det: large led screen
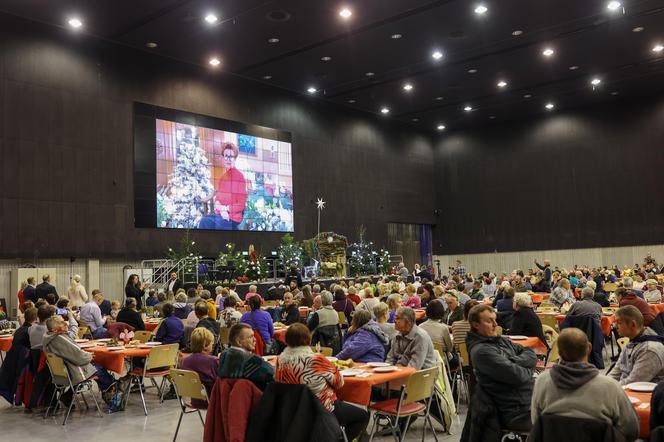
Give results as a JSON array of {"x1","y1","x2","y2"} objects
[{"x1": 155, "y1": 119, "x2": 294, "y2": 232}]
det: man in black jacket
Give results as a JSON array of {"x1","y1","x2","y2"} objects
[
  {"x1": 35, "y1": 274, "x2": 58, "y2": 303},
  {"x1": 467, "y1": 304, "x2": 536, "y2": 431},
  {"x1": 534, "y1": 259, "x2": 552, "y2": 292},
  {"x1": 165, "y1": 271, "x2": 183, "y2": 294}
]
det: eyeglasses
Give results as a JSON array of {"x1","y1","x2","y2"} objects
[{"x1": 223, "y1": 155, "x2": 236, "y2": 160}]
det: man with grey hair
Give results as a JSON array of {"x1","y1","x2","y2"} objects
[
  {"x1": 534, "y1": 258, "x2": 552, "y2": 292},
  {"x1": 566, "y1": 286, "x2": 602, "y2": 322},
  {"x1": 622, "y1": 277, "x2": 644, "y2": 299},
  {"x1": 307, "y1": 291, "x2": 339, "y2": 331},
  {"x1": 509, "y1": 293, "x2": 548, "y2": 347},
  {"x1": 387, "y1": 307, "x2": 437, "y2": 369}
]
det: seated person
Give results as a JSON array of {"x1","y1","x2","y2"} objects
[
  {"x1": 386, "y1": 307, "x2": 437, "y2": 369},
  {"x1": 331, "y1": 288, "x2": 354, "y2": 320},
  {"x1": 609, "y1": 305, "x2": 664, "y2": 385},
  {"x1": 244, "y1": 285, "x2": 264, "y2": 304},
  {"x1": 566, "y1": 287, "x2": 602, "y2": 322},
  {"x1": 276, "y1": 323, "x2": 369, "y2": 442},
  {"x1": 467, "y1": 304, "x2": 536, "y2": 431},
  {"x1": 92, "y1": 290, "x2": 112, "y2": 316},
  {"x1": 451, "y1": 300, "x2": 479, "y2": 350},
  {"x1": 240, "y1": 295, "x2": 274, "y2": 350},
  {"x1": 218, "y1": 295, "x2": 242, "y2": 328},
  {"x1": 200, "y1": 290, "x2": 217, "y2": 322},
  {"x1": 373, "y1": 302, "x2": 397, "y2": 341},
  {"x1": 531, "y1": 328, "x2": 639, "y2": 440},
  {"x1": 151, "y1": 292, "x2": 167, "y2": 316},
  {"x1": 110, "y1": 300, "x2": 121, "y2": 320},
  {"x1": 194, "y1": 301, "x2": 221, "y2": 352},
  {"x1": 616, "y1": 287, "x2": 655, "y2": 326},
  {"x1": 217, "y1": 323, "x2": 274, "y2": 390},
  {"x1": 307, "y1": 291, "x2": 339, "y2": 332},
  {"x1": 469, "y1": 280, "x2": 485, "y2": 301},
  {"x1": 419, "y1": 299, "x2": 453, "y2": 353},
  {"x1": 275, "y1": 292, "x2": 300, "y2": 325},
  {"x1": 509, "y1": 293, "x2": 547, "y2": 347},
  {"x1": 116, "y1": 297, "x2": 145, "y2": 331},
  {"x1": 356, "y1": 288, "x2": 380, "y2": 315},
  {"x1": 181, "y1": 328, "x2": 219, "y2": 407},
  {"x1": 386, "y1": 293, "x2": 401, "y2": 323},
  {"x1": 336, "y1": 310, "x2": 388, "y2": 363},
  {"x1": 586, "y1": 280, "x2": 610, "y2": 307},
  {"x1": 79, "y1": 292, "x2": 108, "y2": 339},
  {"x1": 155, "y1": 303, "x2": 185, "y2": 346},
  {"x1": 42, "y1": 315, "x2": 114, "y2": 397},
  {"x1": 145, "y1": 290, "x2": 159, "y2": 307},
  {"x1": 443, "y1": 293, "x2": 464, "y2": 326},
  {"x1": 346, "y1": 286, "x2": 361, "y2": 306},
  {"x1": 30, "y1": 304, "x2": 78, "y2": 349},
  {"x1": 496, "y1": 287, "x2": 515, "y2": 312},
  {"x1": 643, "y1": 279, "x2": 662, "y2": 303},
  {"x1": 403, "y1": 284, "x2": 421, "y2": 309},
  {"x1": 11, "y1": 307, "x2": 38, "y2": 349},
  {"x1": 550, "y1": 279, "x2": 575, "y2": 309},
  {"x1": 173, "y1": 292, "x2": 192, "y2": 320}
]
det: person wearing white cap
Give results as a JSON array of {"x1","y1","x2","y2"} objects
[{"x1": 643, "y1": 279, "x2": 662, "y2": 303}]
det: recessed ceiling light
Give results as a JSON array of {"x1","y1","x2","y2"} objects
[
  {"x1": 489, "y1": 116, "x2": 496, "y2": 119},
  {"x1": 437, "y1": 124, "x2": 446, "y2": 131},
  {"x1": 321, "y1": 56, "x2": 332, "y2": 61},
  {"x1": 632, "y1": 26, "x2": 644, "y2": 33},
  {"x1": 653, "y1": 44, "x2": 664, "y2": 53},
  {"x1": 146, "y1": 42, "x2": 158, "y2": 48},
  {"x1": 591, "y1": 77, "x2": 602, "y2": 86},
  {"x1": 380, "y1": 107, "x2": 390, "y2": 114},
  {"x1": 67, "y1": 17, "x2": 83, "y2": 29},
  {"x1": 208, "y1": 57, "x2": 221, "y2": 66},
  {"x1": 545, "y1": 102, "x2": 555, "y2": 110},
  {"x1": 307, "y1": 86, "x2": 317, "y2": 94},
  {"x1": 542, "y1": 48, "x2": 555, "y2": 57},
  {"x1": 569, "y1": 65, "x2": 579, "y2": 70},
  {"x1": 497, "y1": 80, "x2": 508, "y2": 88},
  {"x1": 268, "y1": 37, "x2": 280, "y2": 43},
  {"x1": 512, "y1": 30, "x2": 523, "y2": 36},
  {"x1": 412, "y1": 118, "x2": 419, "y2": 122},
  {"x1": 431, "y1": 50, "x2": 444, "y2": 60},
  {"x1": 391, "y1": 33, "x2": 402, "y2": 39},
  {"x1": 365, "y1": 72, "x2": 375, "y2": 77},
  {"x1": 474, "y1": 4, "x2": 488, "y2": 14},
  {"x1": 468, "y1": 68, "x2": 478, "y2": 74},
  {"x1": 523, "y1": 94, "x2": 532, "y2": 98},
  {"x1": 204, "y1": 13, "x2": 218, "y2": 24},
  {"x1": 348, "y1": 99, "x2": 356, "y2": 103},
  {"x1": 403, "y1": 83, "x2": 413, "y2": 91},
  {"x1": 262, "y1": 75, "x2": 272, "y2": 80},
  {"x1": 464, "y1": 105, "x2": 473, "y2": 112},
  {"x1": 339, "y1": 8, "x2": 352, "y2": 18},
  {"x1": 607, "y1": 1, "x2": 621, "y2": 11},
  {"x1": 435, "y1": 96, "x2": 444, "y2": 101},
  {"x1": 610, "y1": 91, "x2": 619, "y2": 96}
]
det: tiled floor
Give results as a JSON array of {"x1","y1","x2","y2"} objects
[{"x1": 0, "y1": 386, "x2": 465, "y2": 442}]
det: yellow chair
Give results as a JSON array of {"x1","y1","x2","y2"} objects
[
  {"x1": 604, "y1": 282, "x2": 618, "y2": 293},
  {"x1": 77, "y1": 326, "x2": 90, "y2": 340},
  {"x1": 338, "y1": 311, "x2": 348, "y2": 327},
  {"x1": 310, "y1": 346, "x2": 333, "y2": 357},
  {"x1": 44, "y1": 352, "x2": 103, "y2": 425},
  {"x1": 124, "y1": 343, "x2": 180, "y2": 415},
  {"x1": 539, "y1": 314, "x2": 559, "y2": 331},
  {"x1": 617, "y1": 337, "x2": 629, "y2": 351},
  {"x1": 367, "y1": 367, "x2": 439, "y2": 442},
  {"x1": 170, "y1": 369, "x2": 208, "y2": 442},
  {"x1": 458, "y1": 341, "x2": 471, "y2": 368},
  {"x1": 134, "y1": 330, "x2": 153, "y2": 343}
]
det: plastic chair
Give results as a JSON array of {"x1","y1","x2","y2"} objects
[
  {"x1": 43, "y1": 352, "x2": 103, "y2": 425},
  {"x1": 338, "y1": 311, "x2": 348, "y2": 327},
  {"x1": 124, "y1": 343, "x2": 180, "y2": 415},
  {"x1": 219, "y1": 327, "x2": 231, "y2": 347},
  {"x1": 617, "y1": 337, "x2": 629, "y2": 351},
  {"x1": 538, "y1": 314, "x2": 559, "y2": 331},
  {"x1": 134, "y1": 330, "x2": 153, "y2": 343},
  {"x1": 452, "y1": 341, "x2": 472, "y2": 409},
  {"x1": 368, "y1": 366, "x2": 439, "y2": 442},
  {"x1": 310, "y1": 346, "x2": 333, "y2": 356},
  {"x1": 603, "y1": 282, "x2": 618, "y2": 293},
  {"x1": 77, "y1": 326, "x2": 90, "y2": 339},
  {"x1": 170, "y1": 369, "x2": 208, "y2": 442}
]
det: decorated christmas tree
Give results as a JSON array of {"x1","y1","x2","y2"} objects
[
  {"x1": 215, "y1": 242, "x2": 247, "y2": 279},
  {"x1": 159, "y1": 126, "x2": 214, "y2": 228},
  {"x1": 245, "y1": 245, "x2": 268, "y2": 282},
  {"x1": 347, "y1": 226, "x2": 378, "y2": 276},
  {"x1": 277, "y1": 233, "x2": 304, "y2": 268},
  {"x1": 377, "y1": 248, "x2": 392, "y2": 274},
  {"x1": 167, "y1": 230, "x2": 200, "y2": 275}
]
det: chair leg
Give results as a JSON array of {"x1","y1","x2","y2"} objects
[
  {"x1": 88, "y1": 385, "x2": 104, "y2": 418},
  {"x1": 197, "y1": 409, "x2": 205, "y2": 426},
  {"x1": 426, "y1": 414, "x2": 439, "y2": 442},
  {"x1": 138, "y1": 376, "x2": 148, "y2": 416},
  {"x1": 172, "y1": 409, "x2": 185, "y2": 442},
  {"x1": 368, "y1": 412, "x2": 378, "y2": 442},
  {"x1": 62, "y1": 387, "x2": 78, "y2": 425},
  {"x1": 399, "y1": 415, "x2": 413, "y2": 442},
  {"x1": 44, "y1": 387, "x2": 60, "y2": 419}
]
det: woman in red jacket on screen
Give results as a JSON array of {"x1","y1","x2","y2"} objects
[{"x1": 199, "y1": 142, "x2": 247, "y2": 230}]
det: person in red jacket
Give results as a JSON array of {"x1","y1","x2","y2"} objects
[
  {"x1": 617, "y1": 287, "x2": 655, "y2": 326},
  {"x1": 199, "y1": 142, "x2": 247, "y2": 230}
]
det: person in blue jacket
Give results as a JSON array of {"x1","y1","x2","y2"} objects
[{"x1": 336, "y1": 310, "x2": 388, "y2": 362}]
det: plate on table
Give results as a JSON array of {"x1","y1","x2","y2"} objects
[
  {"x1": 628, "y1": 396, "x2": 641, "y2": 404},
  {"x1": 75, "y1": 339, "x2": 89, "y2": 343},
  {"x1": 106, "y1": 346, "x2": 125, "y2": 351},
  {"x1": 373, "y1": 366, "x2": 399, "y2": 373},
  {"x1": 78, "y1": 343, "x2": 97, "y2": 349},
  {"x1": 326, "y1": 357, "x2": 338, "y2": 362},
  {"x1": 367, "y1": 362, "x2": 390, "y2": 367},
  {"x1": 340, "y1": 369, "x2": 364, "y2": 377},
  {"x1": 96, "y1": 338, "x2": 112, "y2": 342},
  {"x1": 626, "y1": 382, "x2": 657, "y2": 392},
  {"x1": 262, "y1": 355, "x2": 277, "y2": 362},
  {"x1": 507, "y1": 335, "x2": 529, "y2": 340},
  {"x1": 144, "y1": 341, "x2": 162, "y2": 346}
]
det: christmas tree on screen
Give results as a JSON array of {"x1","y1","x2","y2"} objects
[{"x1": 161, "y1": 126, "x2": 215, "y2": 228}]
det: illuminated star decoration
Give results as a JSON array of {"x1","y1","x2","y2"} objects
[{"x1": 316, "y1": 198, "x2": 326, "y2": 210}]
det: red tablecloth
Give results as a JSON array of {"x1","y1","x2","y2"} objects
[
  {"x1": 625, "y1": 390, "x2": 651, "y2": 438},
  {"x1": 145, "y1": 321, "x2": 161, "y2": 332},
  {"x1": 414, "y1": 309, "x2": 426, "y2": 321},
  {"x1": 274, "y1": 327, "x2": 288, "y2": 344},
  {"x1": 554, "y1": 314, "x2": 615, "y2": 336},
  {"x1": 84, "y1": 343, "x2": 151, "y2": 373},
  {"x1": 0, "y1": 336, "x2": 13, "y2": 352},
  {"x1": 649, "y1": 303, "x2": 664, "y2": 315},
  {"x1": 506, "y1": 336, "x2": 548, "y2": 354}
]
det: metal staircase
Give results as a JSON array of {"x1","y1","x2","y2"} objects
[{"x1": 141, "y1": 257, "x2": 200, "y2": 289}]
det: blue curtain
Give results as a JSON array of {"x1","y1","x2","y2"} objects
[{"x1": 418, "y1": 224, "x2": 433, "y2": 267}]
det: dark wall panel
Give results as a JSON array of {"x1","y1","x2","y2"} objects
[
  {"x1": 0, "y1": 14, "x2": 435, "y2": 259},
  {"x1": 433, "y1": 96, "x2": 664, "y2": 255}
]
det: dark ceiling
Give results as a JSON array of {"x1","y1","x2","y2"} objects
[{"x1": 2, "y1": 0, "x2": 664, "y2": 133}]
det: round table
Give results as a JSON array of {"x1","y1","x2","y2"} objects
[{"x1": 625, "y1": 389, "x2": 652, "y2": 439}]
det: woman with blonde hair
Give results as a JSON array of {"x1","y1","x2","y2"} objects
[
  {"x1": 181, "y1": 327, "x2": 219, "y2": 407},
  {"x1": 67, "y1": 274, "x2": 88, "y2": 308}
]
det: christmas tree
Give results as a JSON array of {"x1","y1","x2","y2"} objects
[
  {"x1": 377, "y1": 248, "x2": 392, "y2": 274},
  {"x1": 167, "y1": 230, "x2": 200, "y2": 275},
  {"x1": 159, "y1": 126, "x2": 214, "y2": 228},
  {"x1": 277, "y1": 233, "x2": 304, "y2": 268},
  {"x1": 347, "y1": 226, "x2": 378, "y2": 276}
]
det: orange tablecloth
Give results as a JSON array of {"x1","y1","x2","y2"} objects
[
  {"x1": 145, "y1": 321, "x2": 161, "y2": 332},
  {"x1": 274, "y1": 327, "x2": 288, "y2": 344},
  {"x1": 625, "y1": 390, "x2": 651, "y2": 438},
  {"x1": 506, "y1": 336, "x2": 548, "y2": 354},
  {"x1": 531, "y1": 293, "x2": 550, "y2": 304},
  {"x1": 0, "y1": 336, "x2": 13, "y2": 352},
  {"x1": 339, "y1": 364, "x2": 416, "y2": 405},
  {"x1": 649, "y1": 303, "x2": 664, "y2": 315},
  {"x1": 554, "y1": 314, "x2": 615, "y2": 336},
  {"x1": 299, "y1": 306, "x2": 311, "y2": 318},
  {"x1": 85, "y1": 343, "x2": 151, "y2": 373},
  {"x1": 414, "y1": 309, "x2": 426, "y2": 320}
]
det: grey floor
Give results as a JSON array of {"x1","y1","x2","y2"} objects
[{"x1": 0, "y1": 383, "x2": 465, "y2": 442}]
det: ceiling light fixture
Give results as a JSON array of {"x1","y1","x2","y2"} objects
[
  {"x1": 512, "y1": 30, "x2": 523, "y2": 36},
  {"x1": 653, "y1": 44, "x2": 664, "y2": 53},
  {"x1": 262, "y1": 75, "x2": 272, "y2": 80},
  {"x1": 632, "y1": 26, "x2": 644, "y2": 32},
  {"x1": 321, "y1": 56, "x2": 332, "y2": 61},
  {"x1": 391, "y1": 33, "x2": 402, "y2": 39},
  {"x1": 431, "y1": 50, "x2": 444, "y2": 60},
  {"x1": 67, "y1": 17, "x2": 83, "y2": 29},
  {"x1": 545, "y1": 102, "x2": 555, "y2": 110},
  {"x1": 591, "y1": 77, "x2": 602, "y2": 86},
  {"x1": 339, "y1": 8, "x2": 352, "y2": 18},
  {"x1": 437, "y1": 124, "x2": 446, "y2": 131},
  {"x1": 569, "y1": 65, "x2": 579, "y2": 70},
  {"x1": 610, "y1": 91, "x2": 619, "y2": 96},
  {"x1": 268, "y1": 37, "x2": 280, "y2": 43},
  {"x1": 403, "y1": 83, "x2": 413, "y2": 91},
  {"x1": 146, "y1": 42, "x2": 158, "y2": 48},
  {"x1": 204, "y1": 13, "x2": 218, "y2": 24},
  {"x1": 524, "y1": 94, "x2": 532, "y2": 99},
  {"x1": 542, "y1": 47, "x2": 555, "y2": 57},
  {"x1": 474, "y1": 4, "x2": 488, "y2": 14},
  {"x1": 307, "y1": 86, "x2": 317, "y2": 94},
  {"x1": 435, "y1": 96, "x2": 444, "y2": 101},
  {"x1": 412, "y1": 118, "x2": 419, "y2": 122},
  {"x1": 365, "y1": 72, "x2": 375, "y2": 77},
  {"x1": 467, "y1": 68, "x2": 478, "y2": 74},
  {"x1": 348, "y1": 99, "x2": 356, "y2": 103},
  {"x1": 497, "y1": 80, "x2": 508, "y2": 88},
  {"x1": 607, "y1": 1, "x2": 622, "y2": 11},
  {"x1": 464, "y1": 105, "x2": 473, "y2": 112},
  {"x1": 208, "y1": 57, "x2": 221, "y2": 66},
  {"x1": 380, "y1": 107, "x2": 390, "y2": 114}
]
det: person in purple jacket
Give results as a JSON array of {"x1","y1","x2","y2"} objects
[
  {"x1": 240, "y1": 295, "x2": 274, "y2": 348},
  {"x1": 155, "y1": 303, "x2": 185, "y2": 347},
  {"x1": 336, "y1": 310, "x2": 388, "y2": 362}
]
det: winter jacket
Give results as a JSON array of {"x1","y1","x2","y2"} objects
[
  {"x1": 509, "y1": 307, "x2": 548, "y2": 348},
  {"x1": 42, "y1": 332, "x2": 96, "y2": 386},
  {"x1": 173, "y1": 302, "x2": 192, "y2": 319},
  {"x1": 466, "y1": 330, "x2": 536, "y2": 422},
  {"x1": 619, "y1": 294, "x2": 655, "y2": 325},
  {"x1": 240, "y1": 310, "x2": 274, "y2": 344},
  {"x1": 561, "y1": 315, "x2": 605, "y2": 369},
  {"x1": 652, "y1": 381, "x2": 664, "y2": 430},
  {"x1": 529, "y1": 414, "x2": 630, "y2": 442},
  {"x1": 460, "y1": 383, "x2": 502, "y2": 442},
  {"x1": 608, "y1": 327, "x2": 664, "y2": 385},
  {"x1": 336, "y1": 320, "x2": 388, "y2": 362},
  {"x1": 155, "y1": 315, "x2": 185, "y2": 345},
  {"x1": 203, "y1": 378, "x2": 263, "y2": 442}
]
